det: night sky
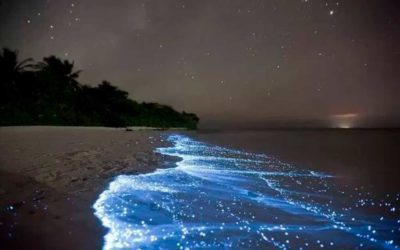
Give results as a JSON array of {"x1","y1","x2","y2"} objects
[{"x1": 1, "y1": 0, "x2": 399, "y2": 128}]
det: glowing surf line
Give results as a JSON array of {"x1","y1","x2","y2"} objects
[{"x1": 93, "y1": 134, "x2": 399, "y2": 249}]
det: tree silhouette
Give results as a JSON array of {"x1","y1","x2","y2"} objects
[
  {"x1": 0, "y1": 48, "x2": 33, "y2": 79},
  {"x1": 0, "y1": 48, "x2": 33, "y2": 105},
  {"x1": 36, "y1": 56, "x2": 81, "y2": 92},
  {"x1": 0, "y1": 47, "x2": 199, "y2": 129}
]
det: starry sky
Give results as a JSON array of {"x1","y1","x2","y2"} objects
[{"x1": 1, "y1": 0, "x2": 400, "y2": 128}]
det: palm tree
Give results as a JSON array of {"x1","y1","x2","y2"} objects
[
  {"x1": 36, "y1": 56, "x2": 81, "y2": 91},
  {"x1": 0, "y1": 48, "x2": 33, "y2": 77},
  {"x1": 0, "y1": 48, "x2": 33, "y2": 105}
]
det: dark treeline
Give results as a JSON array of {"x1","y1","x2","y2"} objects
[{"x1": 0, "y1": 48, "x2": 199, "y2": 129}]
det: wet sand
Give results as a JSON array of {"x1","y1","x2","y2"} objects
[{"x1": 0, "y1": 126, "x2": 178, "y2": 250}]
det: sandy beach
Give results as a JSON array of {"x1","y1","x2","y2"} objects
[{"x1": 0, "y1": 126, "x2": 179, "y2": 249}]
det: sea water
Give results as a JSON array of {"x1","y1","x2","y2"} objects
[{"x1": 93, "y1": 134, "x2": 400, "y2": 249}]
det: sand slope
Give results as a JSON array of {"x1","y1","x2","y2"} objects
[{"x1": 0, "y1": 126, "x2": 177, "y2": 249}]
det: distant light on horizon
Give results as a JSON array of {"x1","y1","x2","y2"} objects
[
  {"x1": 1, "y1": 1, "x2": 399, "y2": 126},
  {"x1": 331, "y1": 113, "x2": 359, "y2": 128},
  {"x1": 337, "y1": 123, "x2": 352, "y2": 129},
  {"x1": 332, "y1": 113, "x2": 358, "y2": 118}
]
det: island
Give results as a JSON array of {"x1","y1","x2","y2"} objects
[{"x1": 0, "y1": 48, "x2": 199, "y2": 129}]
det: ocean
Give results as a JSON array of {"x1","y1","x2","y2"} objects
[
  {"x1": 196, "y1": 129, "x2": 400, "y2": 192},
  {"x1": 94, "y1": 130, "x2": 400, "y2": 249}
]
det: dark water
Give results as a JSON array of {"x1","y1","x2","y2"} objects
[
  {"x1": 195, "y1": 129, "x2": 400, "y2": 192},
  {"x1": 94, "y1": 132, "x2": 400, "y2": 249}
]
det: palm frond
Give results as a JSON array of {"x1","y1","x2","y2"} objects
[{"x1": 16, "y1": 58, "x2": 34, "y2": 70}]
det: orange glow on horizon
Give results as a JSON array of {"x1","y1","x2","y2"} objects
[{"x1": 330, "y1": 113, "x2": 359, "y2": 128}]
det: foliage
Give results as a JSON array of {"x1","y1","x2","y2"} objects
[{"x1": 0, "y1": 48, "x2": 199, "y2": 129}]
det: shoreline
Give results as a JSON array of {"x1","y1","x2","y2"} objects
[
  {"x1": 0, "y1": 126, "x2": 182, "y2": 249},
  {"x1": 0, "y1": 125, "x2": 190, "y2": 131}
]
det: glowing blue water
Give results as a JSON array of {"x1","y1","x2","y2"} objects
[{"x1": 94, "y1": 134, "x2": 400, "y2": 249}]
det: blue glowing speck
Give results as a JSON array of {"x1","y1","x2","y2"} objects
[{"x1": 93, "y1": 134, "x2": 400, "y2": 249}]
